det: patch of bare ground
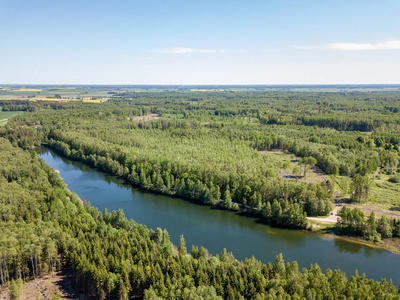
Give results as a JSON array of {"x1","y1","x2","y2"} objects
[
  {"x1": 127, "y1": 114, "x2": 160, "y2": 121},
  {"x1": 263, "y1": 150, "x2": 327, "y2": 185},
  {"x1": 307, "y1": 205, "x2": 343, "y2": 224},
  {"x1": 0, "y1": 270, "x2": 93, "y2": 300}
]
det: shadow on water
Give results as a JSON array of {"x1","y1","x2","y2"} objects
[
  {"x1": 37, "y1": 146, "x2": 400, "y2": 285},
  {"x1": 334, "y1": 237, "x2": 381, "y2": 257}
]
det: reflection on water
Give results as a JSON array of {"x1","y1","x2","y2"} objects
[
  {"x1": 37, "y1": 147, "x2": 400, "y2": 284},
  {"x1": 334, "y1": 238, "x2": 365, "y2": 254},
  {"x1": 334, "y1": 238, "x2": 380, "y2": 257}
]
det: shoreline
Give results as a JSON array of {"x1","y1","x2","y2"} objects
[
  {"x1": 38, "y1": 144, "x2": 400, "y2": 256},
  {"x1": 311, "y1": 226, "x2": 400, "y2": 255}
]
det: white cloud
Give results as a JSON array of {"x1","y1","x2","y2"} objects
[
  {"x1": 295, "y1": 40, "x2": 400, "y2": 51},
  {"x1": 153, "y1": 47, "x2": 232, "y2": 54}
]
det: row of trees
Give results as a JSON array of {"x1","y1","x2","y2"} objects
[
  {"x1": 46, "y1": 133, "x2": 333, "y2": 228},
  {"x1": 336, "y1": 206, "x2": 400, "y2": 242}
]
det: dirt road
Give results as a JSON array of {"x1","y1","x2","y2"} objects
[{"x1": 307, "y1": 204, "x2": 342, "y2": 224}]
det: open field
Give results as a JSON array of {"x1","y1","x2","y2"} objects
[
  {"x1": 370, "y1": 177, "x2": 400, "y2": 206},
  {"x1": 0, "y1": 86, "x2": 112, "y2": 101},
  {"x1": 0, "y1": 110, "x2": 23, "y2": 119},
  {"x1": 30, "y1": 98, "x2": 106, "y2": 103},
  {"x1": 0, "y1": 111, "x2": 23, "y2": 126}
]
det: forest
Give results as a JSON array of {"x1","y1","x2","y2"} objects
[{"x1": 1, "y1": 89, "x2": 400, "y2": 298}]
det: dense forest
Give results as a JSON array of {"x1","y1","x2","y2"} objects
[
  {"x1": 0, "y1": 137, "x2": 399, "y2": 299},
  {"x1": 2, "y1": 91, "x2": 400, "y2": 226},
  {"x1": 1, "y1": 90, "x2": 400, "y2": 298}
]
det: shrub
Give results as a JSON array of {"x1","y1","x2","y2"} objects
[{"x1": 388, "y1": 174, "x2": 400, "y2": 183}]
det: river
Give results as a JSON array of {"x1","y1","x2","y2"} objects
[{"x1": 37, "y1": 147, "x2": 400, "y2": 284}]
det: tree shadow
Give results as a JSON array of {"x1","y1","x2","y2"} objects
[
  {"x1": 54, "y1": 268, "x2": 95, "y2": 299},
  {"x1": 389, "y1": 206, "x2": 400, "y2": 212}
]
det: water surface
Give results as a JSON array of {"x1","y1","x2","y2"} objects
[{"x1": 38, "y1": 147, "x2": 400, "y2": 284}]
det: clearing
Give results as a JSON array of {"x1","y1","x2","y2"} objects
[
  {"x1": 260, "y1": 149, "x2": 400, "y2": 224},
  {"x1": 0, "y1": 111, "x2": 23, "y2": 126},
  {"x1": 128, "y1": 113, "x2": 160, "y2": 121},
  {"x1": 0, "y1": 270, "x2": 92, "y2": 300}
]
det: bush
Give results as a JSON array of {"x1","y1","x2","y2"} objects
[
  {"x1": 309, "y1": 135, "x2": 320, "y2": 143},
  {"x1": 9, "y1": 279, "x2": 23, "y2": 300},
  {"x1": 388, "y1": 174, "x2": 400, "y2": 183}
]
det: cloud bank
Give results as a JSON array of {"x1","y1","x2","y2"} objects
[{"x1": 295, "y1": 40, "x2": 400, "y2": 51}]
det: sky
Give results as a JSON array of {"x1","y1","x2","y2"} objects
[{"x1": 0, "y1": 0, "x2": 399, "y2": 84}]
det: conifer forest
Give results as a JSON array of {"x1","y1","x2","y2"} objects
[{"x1": 1, "y1": 86, "x2": 400, "y2": 299}]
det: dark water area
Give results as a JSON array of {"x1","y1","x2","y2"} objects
[{"x1": 37, "y1": 147, "x2": 400, "y2": 284}]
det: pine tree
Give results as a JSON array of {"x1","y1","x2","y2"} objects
[
  {"x1": 178, "y1": 235, "x2": 187, "y2": 256},
  {"x1": 223, "y1": 187, "x2": 232, "y2": 209}
]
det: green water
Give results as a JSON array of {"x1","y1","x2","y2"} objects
[{"x1": 38, "y1": 147, "x2": 400, "y2": 284}]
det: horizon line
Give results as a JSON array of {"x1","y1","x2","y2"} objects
[{"x1": 1, "y1": 83, "x2": 400, "y2": 86}]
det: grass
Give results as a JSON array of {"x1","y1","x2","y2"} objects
[
  {"x1": 370, "y1": 177, "x2": 400, "y2": 206},
  {"x1": 13, "y1": 88, "x2": 43, "y2": 92},
  {"x1": 0, "y1": 86, "x2": 110, "y2": 101},
  {"x1": 261, "y1": 149, "x2": 329, "y2": 185},
  {"x1": 307, "y1": 219, "x2": 334, "y2": 231},
  {"x1": 31, "y1": 98, "x2": 105, "y2": 103},
  {"x1": 0, "y1": 111, "x2": 24, "y2": 125}
]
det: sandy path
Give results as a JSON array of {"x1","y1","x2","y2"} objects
[{"x1": 307, "y1": 205, "x2": 343, "y2": 223}]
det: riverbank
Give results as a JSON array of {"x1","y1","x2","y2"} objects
[
  {"x1": 36, "y1": 145, "x2": 400, "y2": 285},
  {"x1": 309, "y1": 220, "x2": 400, "y2": 255},
  {"x1": 41, "y1": 144, "x2": 400, "y2": 257}
]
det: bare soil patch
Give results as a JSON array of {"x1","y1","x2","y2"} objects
[
  {"x1": 128, "y1": 114, "x2": 160, "y2": 121},
  {"x1": 307, "y1": 205, "x2": 343, "y2": 224},
  {"x1": 0, "y1": 270, "x2": 93, "y2": 300}
]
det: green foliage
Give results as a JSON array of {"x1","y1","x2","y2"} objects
[
  {"x1": 9, "y1": 279, "x2": 23, "y2": 300},
  {"x1": 351, "y1": 174, "x2": 371, "y2": 203},
  {"x1": 3, "y1": 91, "x2": 400, "y2": 223},
  {"x1": 2, "y1": 89, "x2": 400, "y2": 297},
  {"x1": 388, "y1": 174, "x2": 400, "y2": 183},
  {"x1": 178, "y1": 235, "x2": 187, "y2": 256},
  {"x1": 336, "y1": 206, "x2": 400, "y2": 240},
  {"x1": 0, "y1": 138, "x2": 399, "y2": 299}
]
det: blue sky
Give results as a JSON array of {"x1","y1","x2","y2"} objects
[{"x1": 1, "y1": 0, "x2": 399, "y2": 84}]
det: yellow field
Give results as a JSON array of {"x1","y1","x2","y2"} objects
[
  {"x1": 0, "y1": 88, "x2": 43, "y2": 92},
  {"x1": 31, "y1": 98, "x2": 105, "y2": 103},
  {"x1": 15, "y1": 88, "x2": 43, "y2": 92}
]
